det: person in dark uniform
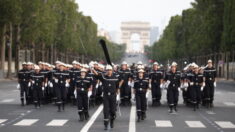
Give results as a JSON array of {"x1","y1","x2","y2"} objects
[
  {"x1": 53, "y1": 62, "x2": 70, "y2": 112},
  {"x1": 75, "y1": 68, "x2": 92, "y2": 121},
  {"x1": 133, "y1": 69, "x2": 149, "y2": 122},
  {"x1": 186, "y1": 63, "x2": 195, "y2": 106},
  {"x1": 118, "y1": 61, "x2": 132, "y2": 106},
  {"x1": 191, "y1": 65, "x2": 204, "y2": 111},
  {"x1": 30, "y1": 65, "x2": 44, "y2": 108},
  {"x1": 69, "y1": 61, "x2": 81, "y2": 105},
  {"x1": 18, "y1": 62, "x2": 31, "y2": 106},
  {"x1": 92, "y1": 65, "x2": 123, "y2": 130},
  {"x1": 203, "y1": 59, "x2": 217, "y2": 108},
  {"x1": 164, "y1": 62, "x2": 181, "y2": 113},
  {"x1": 149, "y1": 62, "x2": 163, "y2": 106},
  {"x1": 39, "y1": 62, "x2": 50, "y2": 104},
  {"x1": 26, "y1": 62, "x2": 34, "y2": 104}
]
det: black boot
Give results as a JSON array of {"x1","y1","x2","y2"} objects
[
  {"x1": 110, "y1": 118, "x2": 114, "y2": 128},
  {"x1": 137, "y1": 116, "x2": 141, "y2": 122},
  {"x1": 84, "y1": 112, "x2": 90, "y2": 120},
  {"x1": 174, "y1": 105, "x2": 178, "y2": 112},
  {"x1": 141, "y1": 112, "x2": 146, "y2": 120},
  {"x1": 62, "y1": 103, "x2": 65, "y2": 111},
  {"x1": 169, "y1": 106, "x2": 173, "y2": 113},
  {"x1": 104, "y1": 121, "x2": 109, "y2": 130},
  {"x1": 21, "y1": 99, "x2": 24, "y2": 106},
  {"x1": 57, "y1": 104, "x2": 61, "y2": 112},
  {"x1": 34, "y1": 103, "x2": 37, "y2": 108},
  {"x1": 79, "y1": 111, "x2": 84, "y2": 121}
]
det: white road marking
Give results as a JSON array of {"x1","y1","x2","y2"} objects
[
  {"x1": 215, "y1": 121, "x2": 235, "y2": 129},
  {"x1": 185, "y1": 121, "x2": 206, "y2": 128},
  {"x1": 155, "y1": 120, "x2": 173, "y2": 127},
  {"x1": 80, "y1": 105, "x2": 103, "y2": 132},
  {"x1": 46, "y1": 119, "x2": 68, "y2": 126},
  {"x1": 206, "y1": 111, "x2": 216, "y2": 115},
  {"x1": 14, "y1": 119, "x2": 38, "y2": 126},
  {"x1": 1, "y1": 99, "x2": 14, "y2": 103},
  {"x1": 0, "y1": 119, "x2": 7, "y2": 124},
  {"x1": 129, "y1": 105, "x2": 136, "y2": 132},
  {"x1": 224, "y1": 102, "x2": 235, "y2": 106}
]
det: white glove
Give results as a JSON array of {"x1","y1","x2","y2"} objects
[
  {"x1": 146, "y1": 90, "x2": 150, "y2": 98},
  {"x1": 131, "y1": 82, "x2": 134, "y2": 88},
  {"x1": 178, "y1": 87, "x2": 181, "y2": 92},
  {"x1": 190, "y1": 82, "x2": 194, "y2": 86},
  {"x1": 128, "y1": 81, "x2": 131, "y2": 86},
  {"x1": 201, "y1": 86, "x2": 204, "y2": 91},
  {"x1": 131, "y1": 93, "x2": 135, "y2": 101},
  {"x1": 54, "y1": 79, "x2": 58, "y2": 83},
  {"x1": 32, "y1": 81, "x2": 35, "y2": 84},
  {"x1": 184, "y1": 82, "x2": 189, "y2": 88},
  {"x1": 148, "y1": 83, "x2": 152, "y2": 89},
  {"x1": 42, "y1": 87, "x2": 45, "y2": 91},
  {"x1": 95, "y1": 83, "x2": 99, "y2": 89},
  {"x1": 65, "y1": 82, "x2": 70, "y2": 87},
  {"x1": 28, "y1": 82, "x2": 31, "y2": 87},
  {"x1": 202, "y1": 82, "x2": 205, "y2": 87},
  {"x1": 166, "y1": 80, "x2": 171, "y2": 88},
  {"x1": 88, "y1": 91, "x2": 92, "y2": 98},
  {"x1": 49, "y1": 82, "x2": 53, "y2": 87},
  {"x1": 17, "y1": 84, "x2": 20, "y2": 89},
  {"x1": 99, "y1": 82, "x2": 102, "y2": 86},
  {"x1": 214, "y1": 82, "x2": 216, "y2": 87},
  {"x1": 116, "y1": 93, "x2": 120, "y2": 101},
  {"x1": 74, "y1": 90, "x2": 77, "y2": 98}
]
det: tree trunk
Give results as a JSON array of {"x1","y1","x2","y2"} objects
[
  {"x1": 0, "y1": 24, "x2": 6, "y2": 76},
  {"x1": 7, "y1": 23, "x2": 13, "y2": 79},
  {"x1": 15, "y1": 24, "x2": 21, "y2": 74}
]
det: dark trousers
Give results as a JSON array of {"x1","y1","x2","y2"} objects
[
  {"x1": 191, "y1": 85, "x2": 201, "y2": 104},
  {"x1": 55, "y1": 85, "x2": 67, "y2": 104},
  {"x1": 204, "y1": 82, "x2": 214, "y2": 103},
  {"x1": 77, "y1": 92, "x2": 88, "y2": 113},
  {"x1": 136, "y1": 93, "x2": 147, "y2": 116},
  {"x1": 151, "y1": 84, "x2": 161, "y2": 102},
  {"x1": 120, "y1": 84, "x2": 131, "y2": 103},
  {"x1": 33, "y1": 86, "x2": 43, "y2": 106},
  {"x1": 103, "y1": 94, "x2": 116, "y2": 122},
  {"x1": 167, "y1": 87, "x2": 179, "y2": 106},
  {"x1": 20, "y1": 82, "x2": 29, "y2": 102}
]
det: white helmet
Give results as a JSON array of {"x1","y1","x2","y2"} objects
[
  {"x1": 34, "y1": 65, "x2": 40, "y2": 70},
  {"x1": 138, "y1": 69, "x2": 145, "y2": 73},
  {"x1": 137, "y1": 61, "x2": 143, "y2": 65},
  {"x1": 106, "y1": 65, "x2": 113, "y2": 70},
  {"x1": 153, "y1": 62, "x2": 159, "y2": 65},
  {"x1": 81, "y1": 68, "x2": 87, "y2": 72},
  {"x1": 122, "y1": 61, "x2": 128, "y2": 65},
  {"x1": 171, "y1": 62, "x2": 177, "y2": 67}
]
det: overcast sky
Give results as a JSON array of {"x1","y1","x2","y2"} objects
[{"x1": 75, "y1": 0, "x2": 194, "y2": 33}]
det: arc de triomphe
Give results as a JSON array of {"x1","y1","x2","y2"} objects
[{"x1": 121, "y1": 21, "x2": 150, "y2": 53}]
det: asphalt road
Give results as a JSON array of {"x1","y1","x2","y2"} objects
[{"x1": 0, "y1": 53, "x2": 235, "y2": 132}]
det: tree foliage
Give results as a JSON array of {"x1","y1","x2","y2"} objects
[{"x1": 147, "y1": 0, "x2": 234, "y2": 62}]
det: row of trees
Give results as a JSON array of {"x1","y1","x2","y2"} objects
[
  {"x1": 0, "y1": 0, "x2": 125, "y2": 78},
  {"x1": 146, "y1": 0, "x2": 235, "y2": 63}
]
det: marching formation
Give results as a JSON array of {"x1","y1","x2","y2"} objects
[{"x1": 17, "y1": 59, "x2": 217, "y2": 130}]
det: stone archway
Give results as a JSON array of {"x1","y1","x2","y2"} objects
[{"x1": 121, "y1": 21, "x2": 150, "y2": 53}]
